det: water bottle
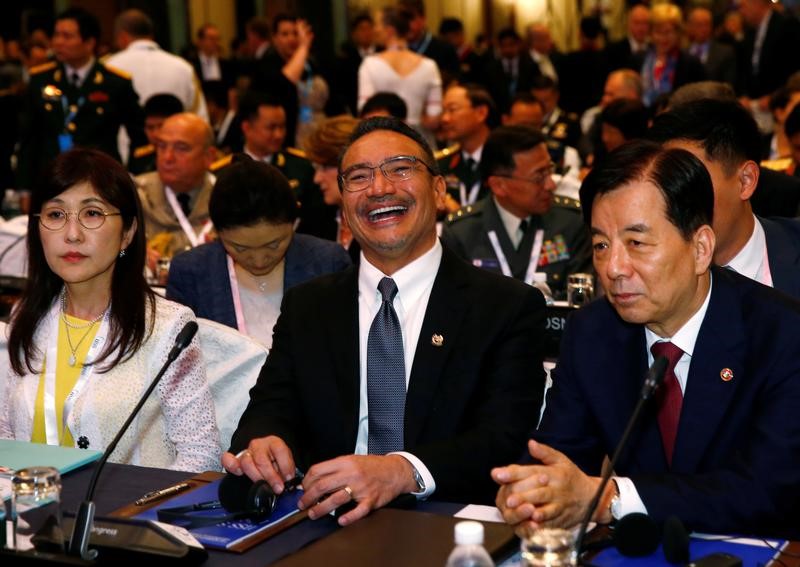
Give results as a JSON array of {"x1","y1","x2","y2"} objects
[
  {"x1": 532, "y1": 272, "x2": 554, "y2": 305},
  {"x1": 445, "y1": 521, "x2": 495, "y2": 567}
]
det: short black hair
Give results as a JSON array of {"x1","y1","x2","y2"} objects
[
  {"x1": 481, "y1": 125, "x2": 547, "y2": 182},
  {"x1": 360, "y1": 92, "x2": 408, "y2": 120},
  {"x1": 201, "y1": 80, "x2": 228, "y2": 109},
  {"x1": 381, "y1": 7, "x2": 412, "y2": 37},
  {"x1": 448, "y1": 82, "x2": 499, "y2": 128},
  {"x1": 143, "y1": 94, "x2": 183, "y2": 118},
  {"x1": 601, "y1": 99, "x2": 649, "y2": 141},
  {"x1": 272, "y1": 14, "x2": 296, "y2": 35},
  {"x1": 238, "y1": 91, "x2": 284, "y2": 123},
  {"x1": 338, "y1": 116, "x2": 439, "y2": 182},
  {"x1": 579, "y1": 140, "x2": 714, "y2": 240},
  {"x1": 439, "y1": 17, "x2": 464, "y2": 35},
  {"x1": 210, "y1": 154, "x2": 298, "y2": 230},
  {"x1": 196, "y1": 23, "x2": 218, "y2": 40},
  {"x1": 115, "y1": 9, "x2": 154, "y2": 38},
  {"x1": 56, "y1": 7, "x2": 100, "y2": 42},
  {"x1": 532, "y1": 75, "x2": 559, "y2": 92},
  {"x1": 510, "y1": 92, "x2": 543, "y2": 109},
  {"x1": 350, "y1": 13, "x2": 373, "y2": 31},
  {"x1": 647, "y1": 98, "x2": 762, "y2": 173},
  {"x1": 246, "y1": 17, "x2": 270, "y2": 40},
  {"x1": 497, "y1": 27, "x2": 521, "y2": 42},
  {"x1": 785, "y1": 105, "x2": 800, "y2": 139}
]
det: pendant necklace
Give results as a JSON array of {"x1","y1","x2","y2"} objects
[{"x1": 60, "y1": 291, "x2": 107, "y2": 367}]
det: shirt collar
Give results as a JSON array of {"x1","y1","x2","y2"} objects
[
  {"x1": 358, "y1": 239, "x2": 442, "y2": 310},
  {"x1": 725, "y1": 215, "x2": 765, "y2": 281},
  {"x1": 462, "y1": 145, "x2": 483, "y2": 164},
  {"x1": 65, "y1": 57, "x2": 95, "y2": 84},
  {"x1": 494, "y1": 196, "x2": 528, "y2": 234},
  {"x1": 128, "y1": 39, "x2": 159, "y2": 51},
  {"x1": 244, "y1": 146, "x2": 272, "y2": 163},
  {"x1": 645, "y1": 273, "x2": 713, "y2": 357}
]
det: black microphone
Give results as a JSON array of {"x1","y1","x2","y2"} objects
[
  {"x1": 574, "y1": 356, "x2": 668, "y2": 560},
  {"x1": 662, "y1": 515, "x2": 690, "y2": 564},
  {"x1": 64, "y1": 321, "x2": 203, "y2": 563}
]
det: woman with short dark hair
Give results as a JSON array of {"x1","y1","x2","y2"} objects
[
  {"x1": 166, "y1": 155, "x2": 351, "y2": 346},
  {"x1": 1, "y1": 148, "x2": 220, "y2": 471}
]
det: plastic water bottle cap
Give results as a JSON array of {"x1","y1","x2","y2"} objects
[{"x1": 454, "y1": 521, "x2": 485, "y2": 545}]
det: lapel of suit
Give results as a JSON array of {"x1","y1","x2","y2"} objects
[
  {"x1": 601, "y1": 315, "x2": 668, "y2": 473},
  {"x1": 671, "y1": 269, "x2": 746, "y2": 472},
  {"x1": 283, "y1": 236, "x2": 313, "y2": 288},
  {"x1": 209, "y1": 242, "x2": 238, "y2": 328},
  {"x1": 761, "y1": 217, "x2": 800, "y2": 297},
  {"x1": 404, "y1": 248, "x2": 469, "y2": 445},
  {"x1": 483, "y1": 198, "x2": 518, "y2": 269},
  {"x1": 324, "y1": 267, "x2": 361, "y2": 446}
]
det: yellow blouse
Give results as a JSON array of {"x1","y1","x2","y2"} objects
[{"x1": 31, "y1": 314, "x2": 100, "y2": 447}]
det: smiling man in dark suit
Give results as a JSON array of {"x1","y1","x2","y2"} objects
[
  {"x1": 493, "y1": 140, "x2": 800, "y2": 539},
  {"x1": 224, "y1": 117, "x2": 546, "y2": 525}
]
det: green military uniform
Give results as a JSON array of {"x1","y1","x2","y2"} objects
[
  {"x1": 212, "y1": 147, "x2": 338, "y2": 241},
  {"x1": 18, "y1": 60, "x2": 147, "y2": 189},
  {"x1": 128, "y1": 143, "x2": 156, "y2": 176},
  {"x1": 435, "y1": 143, "x2": 489, "y2": 207},
  {"x1": 440, "y1": 195, "x2": 592, "y2": 299}
]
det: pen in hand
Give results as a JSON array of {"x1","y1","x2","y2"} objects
[{"x1": 135, "y1": 482, "x2": 191, "y2": 506}]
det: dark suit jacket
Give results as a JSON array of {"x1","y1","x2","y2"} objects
[
  {"x1": 742, "y1": 11, "x2": 800, "y2": 98},
  {"x1": 761, "y1": 216, "x2": 800, "y2": 299},
  {"x1": 165, "y1": 236, "x2": 352, "y2": 329},
  {"x1": 230, "y1": 244, "x2": 547, "y2": 504},
  {"x1": 702, "y1": 40, "x2": 737, "y2": 86},
  {"x1": 188, "y1": 55, "x2": 236, "y2": 90},
  {"x1": 605, "y1": 38, "x2": 646, "y2": 72},
  {"x1": 483, "y1": 53, "x2": 541, "y2": 114},
  {"x1": 750, "y1": 167, "x2": 800, "y2": 219},
  {"x1": 536, "y1": 267, "x2": 800, "y2": 538}
]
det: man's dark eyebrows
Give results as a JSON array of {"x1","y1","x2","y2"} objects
[
  {"x1": 590, "y1": 227, "x2": 607, "y2": 237},
  {"x1": 623, "y1": 223, "x2": 650, "y2": 233}
]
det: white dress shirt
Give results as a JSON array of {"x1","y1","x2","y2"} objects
[
  {"x1": 613, "y1": 277, "x2": 713, "y2": 518},
  {"x1": 64, "y1": 58, "x2": 95, "y2": 87},
  {"x1": 354, "y1": 240, "x2": 443, "y2": 498},
  {"x1": 725, "y1": 216, "x2": 773, "y2": 287},
  {"x1": 198, "y1": 53, "x2": 222, "y2": 81},
  {"x1": 495, "y1": 197, "x2": 529, "y2": 249}
]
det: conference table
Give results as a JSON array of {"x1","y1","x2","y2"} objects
[
  {"x1": 59, "y1": 463, "x2": 800, "y2": 566},
  {"x1": 59, "y1": 462, "x2": 514, "y2": 566}
]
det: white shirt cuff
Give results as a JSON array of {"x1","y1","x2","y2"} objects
[
  {"x1": 390, "y1": 451, "x2": 436, "y2": 499},
  {"x1": 613, "y1": 476, "x2": 648, "y2": 518}
]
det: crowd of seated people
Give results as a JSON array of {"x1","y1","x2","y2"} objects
[{"x1": 1, "y1": 0, "x2": 800, "y2": 543}]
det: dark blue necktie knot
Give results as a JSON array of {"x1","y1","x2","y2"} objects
[{"x1": 378, "y1": 277, "x2": 398, "y2": 303}]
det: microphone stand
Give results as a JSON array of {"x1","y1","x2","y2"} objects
[{"x1": 573, "y1": 356, "x2": 668, "y2": 561}]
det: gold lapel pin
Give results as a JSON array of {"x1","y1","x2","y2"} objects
[
  {"x1": 431, "y1": 334, "x2": 444, "y2": 347},
  {"x1": 720, "y1": 368, "x2": 733, "y2": 382}
]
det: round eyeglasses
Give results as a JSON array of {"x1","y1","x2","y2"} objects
[
  {"x1": 338, "y1": 155, "x2": 437, "y2": 193},
  {"x1": 34, "y1": 206, "x2": 122, "y2": 231}
]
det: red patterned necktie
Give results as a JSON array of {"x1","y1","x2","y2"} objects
[{"x1": 650, "y1": 341, "x2": 684, "y2": 466}]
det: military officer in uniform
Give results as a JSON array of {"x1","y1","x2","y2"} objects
[
  {"x1": 18, "y1": 7, "x2": 146, "y2": 189},
  {"x1": 436, "y1": 84, "x2": 496, "y2": 212},
  {"x1": 214, "y1": 91, "x2": 337, "y2": 241},
  {"x1": 532, "y1": 75, "x2": 582, "y2": 151},
  {"x1": 441, "y1": 126, "x2": 591, "y2": 299}
]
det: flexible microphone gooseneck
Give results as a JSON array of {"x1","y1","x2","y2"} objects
[
  {"x1": 67, "y1": 321, "x2": 199, "y2": 561},
  {"x1": 573, "y1": 356, "x2": 668, "y2": 560}
]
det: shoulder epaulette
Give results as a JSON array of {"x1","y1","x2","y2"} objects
[
  {"x1": 434, "y1": 143, "x2": 461, "y2": 161},
  {"x1": 285, "y1": 147, "x2": 307, "y2": 159},
  {"x1": 29, "y1": 61, "x2": 56, "y2": 75},
  {"x1": 103, "y1": 64, "x2": 132, "y2": 80},
  {"x1": 761, "y1": 157, "x2": 793, "y2": 172},
  {"x1": 210, "y1": 154, "x2": 233, "y2": 172},
  {"x1": 553, "y1": 195, "x2": 581, "y2": 211},
  {"x1": 132, "y1": 144, "x2": 154, "y2": 159},
  {"x1": 445, "y1": 204, "x2": 478, "y2": 223}
]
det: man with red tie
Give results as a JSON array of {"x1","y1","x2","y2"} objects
[{"x1": 493, "y1": 139, "x2": 800, "y2": 540}]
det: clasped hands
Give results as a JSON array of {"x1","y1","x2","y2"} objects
[
  {"x1": 492, "y1": 439, "x2": 611, "y2": 539},
  {"x1": 222, "y1": 435, "x2": 418, "y2": 526}
]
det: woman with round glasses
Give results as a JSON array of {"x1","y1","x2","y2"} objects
[{"x1": 1, "y1": 148, "x2": 220, "y2": 472}]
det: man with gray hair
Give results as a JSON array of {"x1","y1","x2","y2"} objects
[{"x1": 106, "y1": 9, "x2": 208, "y2": 120}]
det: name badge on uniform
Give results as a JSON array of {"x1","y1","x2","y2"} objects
[{"x1": 58, "y1": 133, "x2": 74, "y2": 153}]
